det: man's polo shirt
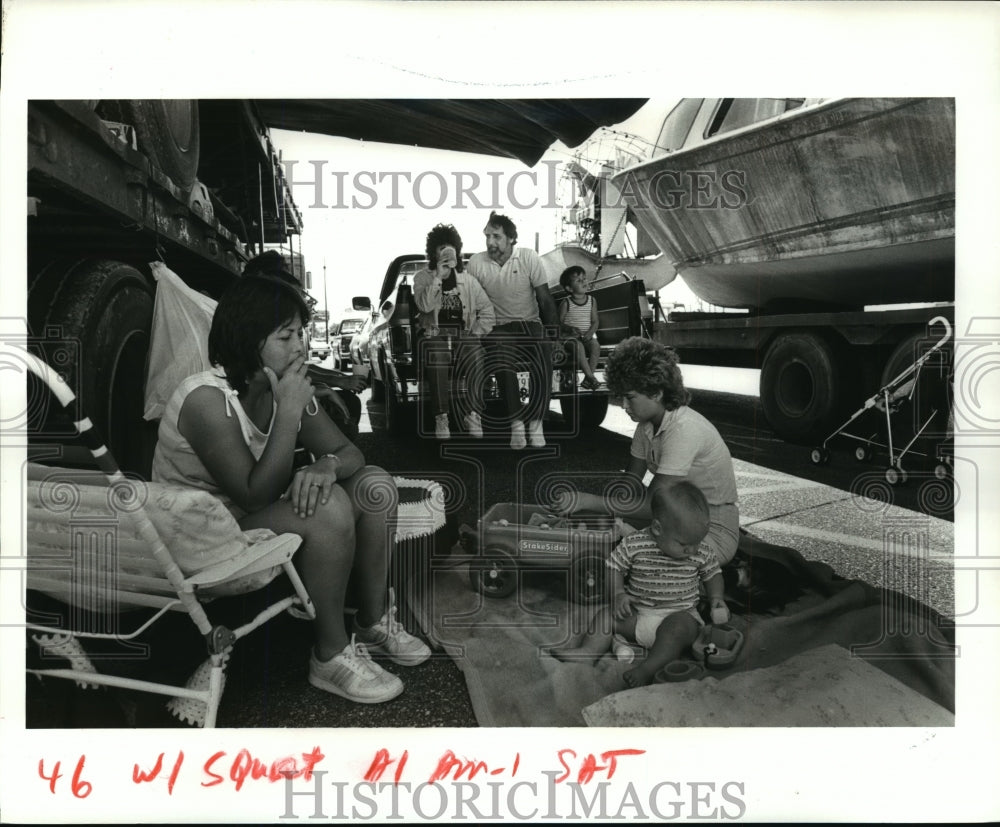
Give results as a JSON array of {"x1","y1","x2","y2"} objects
[{"x1": 466, "y1": 246, "x2": 547, "y2": 325}]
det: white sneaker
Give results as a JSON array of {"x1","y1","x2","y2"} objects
[
  {"x1": 434, "y1": 412, "x2": 450, "y2": 440},
  {"x1": 527, "y1": 419, "x2": 546, "y2": 447},
  {"x1": 353, "y1": 589, "x2": 432, "y2": 666},
  {"x1": 463, "y1": 410, "x2": 483, "y2": 438},
  {"x1": 510, "y1": 420, "x2": 527, "y2": 450},
  {"x1": 309, "y1": 636, "x2": 403, "y2": 703}
]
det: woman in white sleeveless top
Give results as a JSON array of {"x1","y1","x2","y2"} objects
[{"x1": 153, "y1": 275, "x2": 429, "y2": 704}]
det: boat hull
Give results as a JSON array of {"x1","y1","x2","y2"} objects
[
  {"x1": 614, "y1": 98, "x2": 955, "y2": 310},
  {"x1": 540, "y1": 244, "x2": 676, "y2": 291}
]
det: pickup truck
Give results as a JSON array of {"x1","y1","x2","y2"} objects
[{"x1": 364, "y1": 254, "x2": 652, "y2": 436}]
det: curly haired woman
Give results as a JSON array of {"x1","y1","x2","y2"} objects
[
  {"x1": 412, "y1": 223, "x2": 495, "y2": 439},
  {"x1": 553, "y1": 336, "x2": 740, "y2": 566}
]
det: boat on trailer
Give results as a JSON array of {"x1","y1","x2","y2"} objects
[{"x1": 613, "y1": 98, "x2": 955, "y2": 312}]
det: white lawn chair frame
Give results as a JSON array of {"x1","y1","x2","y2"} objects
[{"x1": 20, "y1": 347, "x2": 314, "y2": 727}]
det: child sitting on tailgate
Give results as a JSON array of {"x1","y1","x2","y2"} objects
[
  {"x1": 558, "y1": 266, "x2": 601, "y2": 391},
  {"x1": 551, "y1": 481, "x2": 730, "y2": 688}
]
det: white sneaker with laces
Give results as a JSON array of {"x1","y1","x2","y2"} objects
[
  {"x1": 353, "y1": 589, "x2": 431, "y2": 666},
  {"x1": 434, "y1": 413, "x2": 451, "y2": 440},
  {"x1": 309, "y1": 636, "x2": 403, "y2": 703},
  {"x1": 463, "y1": 410, "x2": 483, "y2": 438},
  {"x1": 527, "y1": 419, "x2": 546, "y2": 448},
  {"x1": 510, "y1": 420, "x2": 527, "y2": 450}
]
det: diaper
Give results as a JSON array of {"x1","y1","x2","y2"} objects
[{"x1": 634, "y1": 605, "x2": 703, "y2": 648}]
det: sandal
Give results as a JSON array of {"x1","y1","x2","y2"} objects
[{"x1": 580, "y1": 377, "x2": 601, "y2": 391}]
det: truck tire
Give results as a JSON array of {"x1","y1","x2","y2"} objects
[
  {"x1": 29, "y1": 259, "x2": 156, "y2": 476},
  {"x1": 559, "y1": 394, "x2": 610, "y2": 431},
  {"x1": 880, "y1": 328, "x2": 952, "y2": 442},
  {"x1": 760, "y1": 331, "x2": 845, "y2": 443},
  {"x1": 124, "y1": 100, "x2": 200, "y2": 190}
]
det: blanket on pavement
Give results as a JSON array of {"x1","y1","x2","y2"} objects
[{"x1": 409, "y1": 530, "x2": 955, "y2": 727}]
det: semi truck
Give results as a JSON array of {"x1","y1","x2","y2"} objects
[{"x1": 26, "y1": 100, "x2": 304, "y2": 475}]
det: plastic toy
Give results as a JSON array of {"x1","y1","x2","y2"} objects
[
  {"x1": 654, "y1": 660, "x2": 705, "y2": 683},
  {"x1": 459, "y1": 502, "x2": 621, "y2": 604},
  {"x1": 691, "y1": 624, "x2": 745, "y2": 669}
]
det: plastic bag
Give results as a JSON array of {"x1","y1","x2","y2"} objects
[{"x1": 143, "y1": 261, "x2": 217, "y2": 420}]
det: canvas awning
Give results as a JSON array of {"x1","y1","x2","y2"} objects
[{"x1": 253, "y1": 99, "x2": 648, "y2": 167}]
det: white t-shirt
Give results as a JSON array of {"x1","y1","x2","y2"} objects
[
  {"x1": 466, "y1": 246, "x2": 548, "y2": 325},
  {"x1": 630, "y1": 405, "x2": 739, "y2": 506}
]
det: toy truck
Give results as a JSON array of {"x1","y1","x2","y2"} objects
[{"x1": 459, "y1": 502, "x2": 623, "y2": 604}]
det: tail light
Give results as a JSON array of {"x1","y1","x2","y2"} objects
[{"x1": 389, "y1": 324, "x2": 412, "y2": 358}]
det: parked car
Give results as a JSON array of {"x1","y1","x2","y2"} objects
[
  {"x1": 349, "y1": 302, "x2": 390, "y2": 369},
  {"x1": 308, "y1": 332, "x2": 332, "y2": 364},
  {"x1": 365, "y1": 254, "x2": 650, "y2": 436},
  {"x1": 330, "y1": 312, "x2": 369, "y2": 370}
]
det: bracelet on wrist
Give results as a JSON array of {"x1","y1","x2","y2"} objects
[{"x1": 315, "y1": 452, "x2": 341, "y2": 468}]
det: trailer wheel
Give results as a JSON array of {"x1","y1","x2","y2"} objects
[
  {"x1": 124, "y1": 100, "x2": 200, "y2": 190},
  {"x1": 760, "y1": 332, "x2": 845, "y2": 443},
  {"x1": 29, "y1": 259, "x2": 155, "y2": 476},
  {"x1": 559, "y1": 394, "x2": 610, "y2": 431}
]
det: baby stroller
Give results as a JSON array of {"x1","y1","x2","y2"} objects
[{"x1": 810, "y1": 315, "x2": 952, "y2": 485}]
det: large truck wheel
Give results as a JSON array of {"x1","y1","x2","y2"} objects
[
  {"x1": 124, "y1": 100, "x2": 200, "y2": 190},
  {"x1": 29, "y1": 259, "x2": 156, "y2": 476},
  {"x1": 880, "y1": 328, "x2": 952, "y2": 445},
  {"x1": 559, "y1": 394, "x2": 610, "y2": 431},
  {"x1": 760, "y1": 331, "x2": 845, "y2": 443}
]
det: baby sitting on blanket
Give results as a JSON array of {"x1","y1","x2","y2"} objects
[{"x1": 551, "y1": 481, "x2": 730, "y2": 687}]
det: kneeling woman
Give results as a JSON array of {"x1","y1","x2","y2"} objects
[
  {"x1": 152, "y1": 276, "x2": 429, "y2": 704},
  {"x1": 555, "y1": 337, "x2": 740, "y2": 567}
]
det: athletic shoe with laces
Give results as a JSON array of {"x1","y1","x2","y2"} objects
[
  {"x1": 527, "y1": 419, "x2": 546, "y2": 447},
  {"x1": 308, "y1": 636, "x2": 403, "y2": 703},
  {"x1": 353, "y1": 589, "x2": 432, "y2": 666},
  {"x1": 463, "y1": 410, "x2": 483, "y2": 438},
  {"x1": 434, "y1": 412, "x2": 451, "y2": 439},
  {"x1": 510, "y1": 420, "x2": 527, "y2": 450}
]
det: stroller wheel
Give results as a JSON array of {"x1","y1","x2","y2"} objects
[
  {"x1": 885, "y1": 465, "x2": 908, "y2": 486},
  {"x1": 933, "y1": 463, "x2": 951, "y2": 481},
  {"x1": 810, "y1": 447, "x2": 830, "y2": 466},
  {"x1": 854, "y1": 445, "x2": 873, "y2": 462}
]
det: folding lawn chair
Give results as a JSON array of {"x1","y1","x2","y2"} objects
[{"x1": 20, "y1": 347, "x2": 315, "y2": 727}]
